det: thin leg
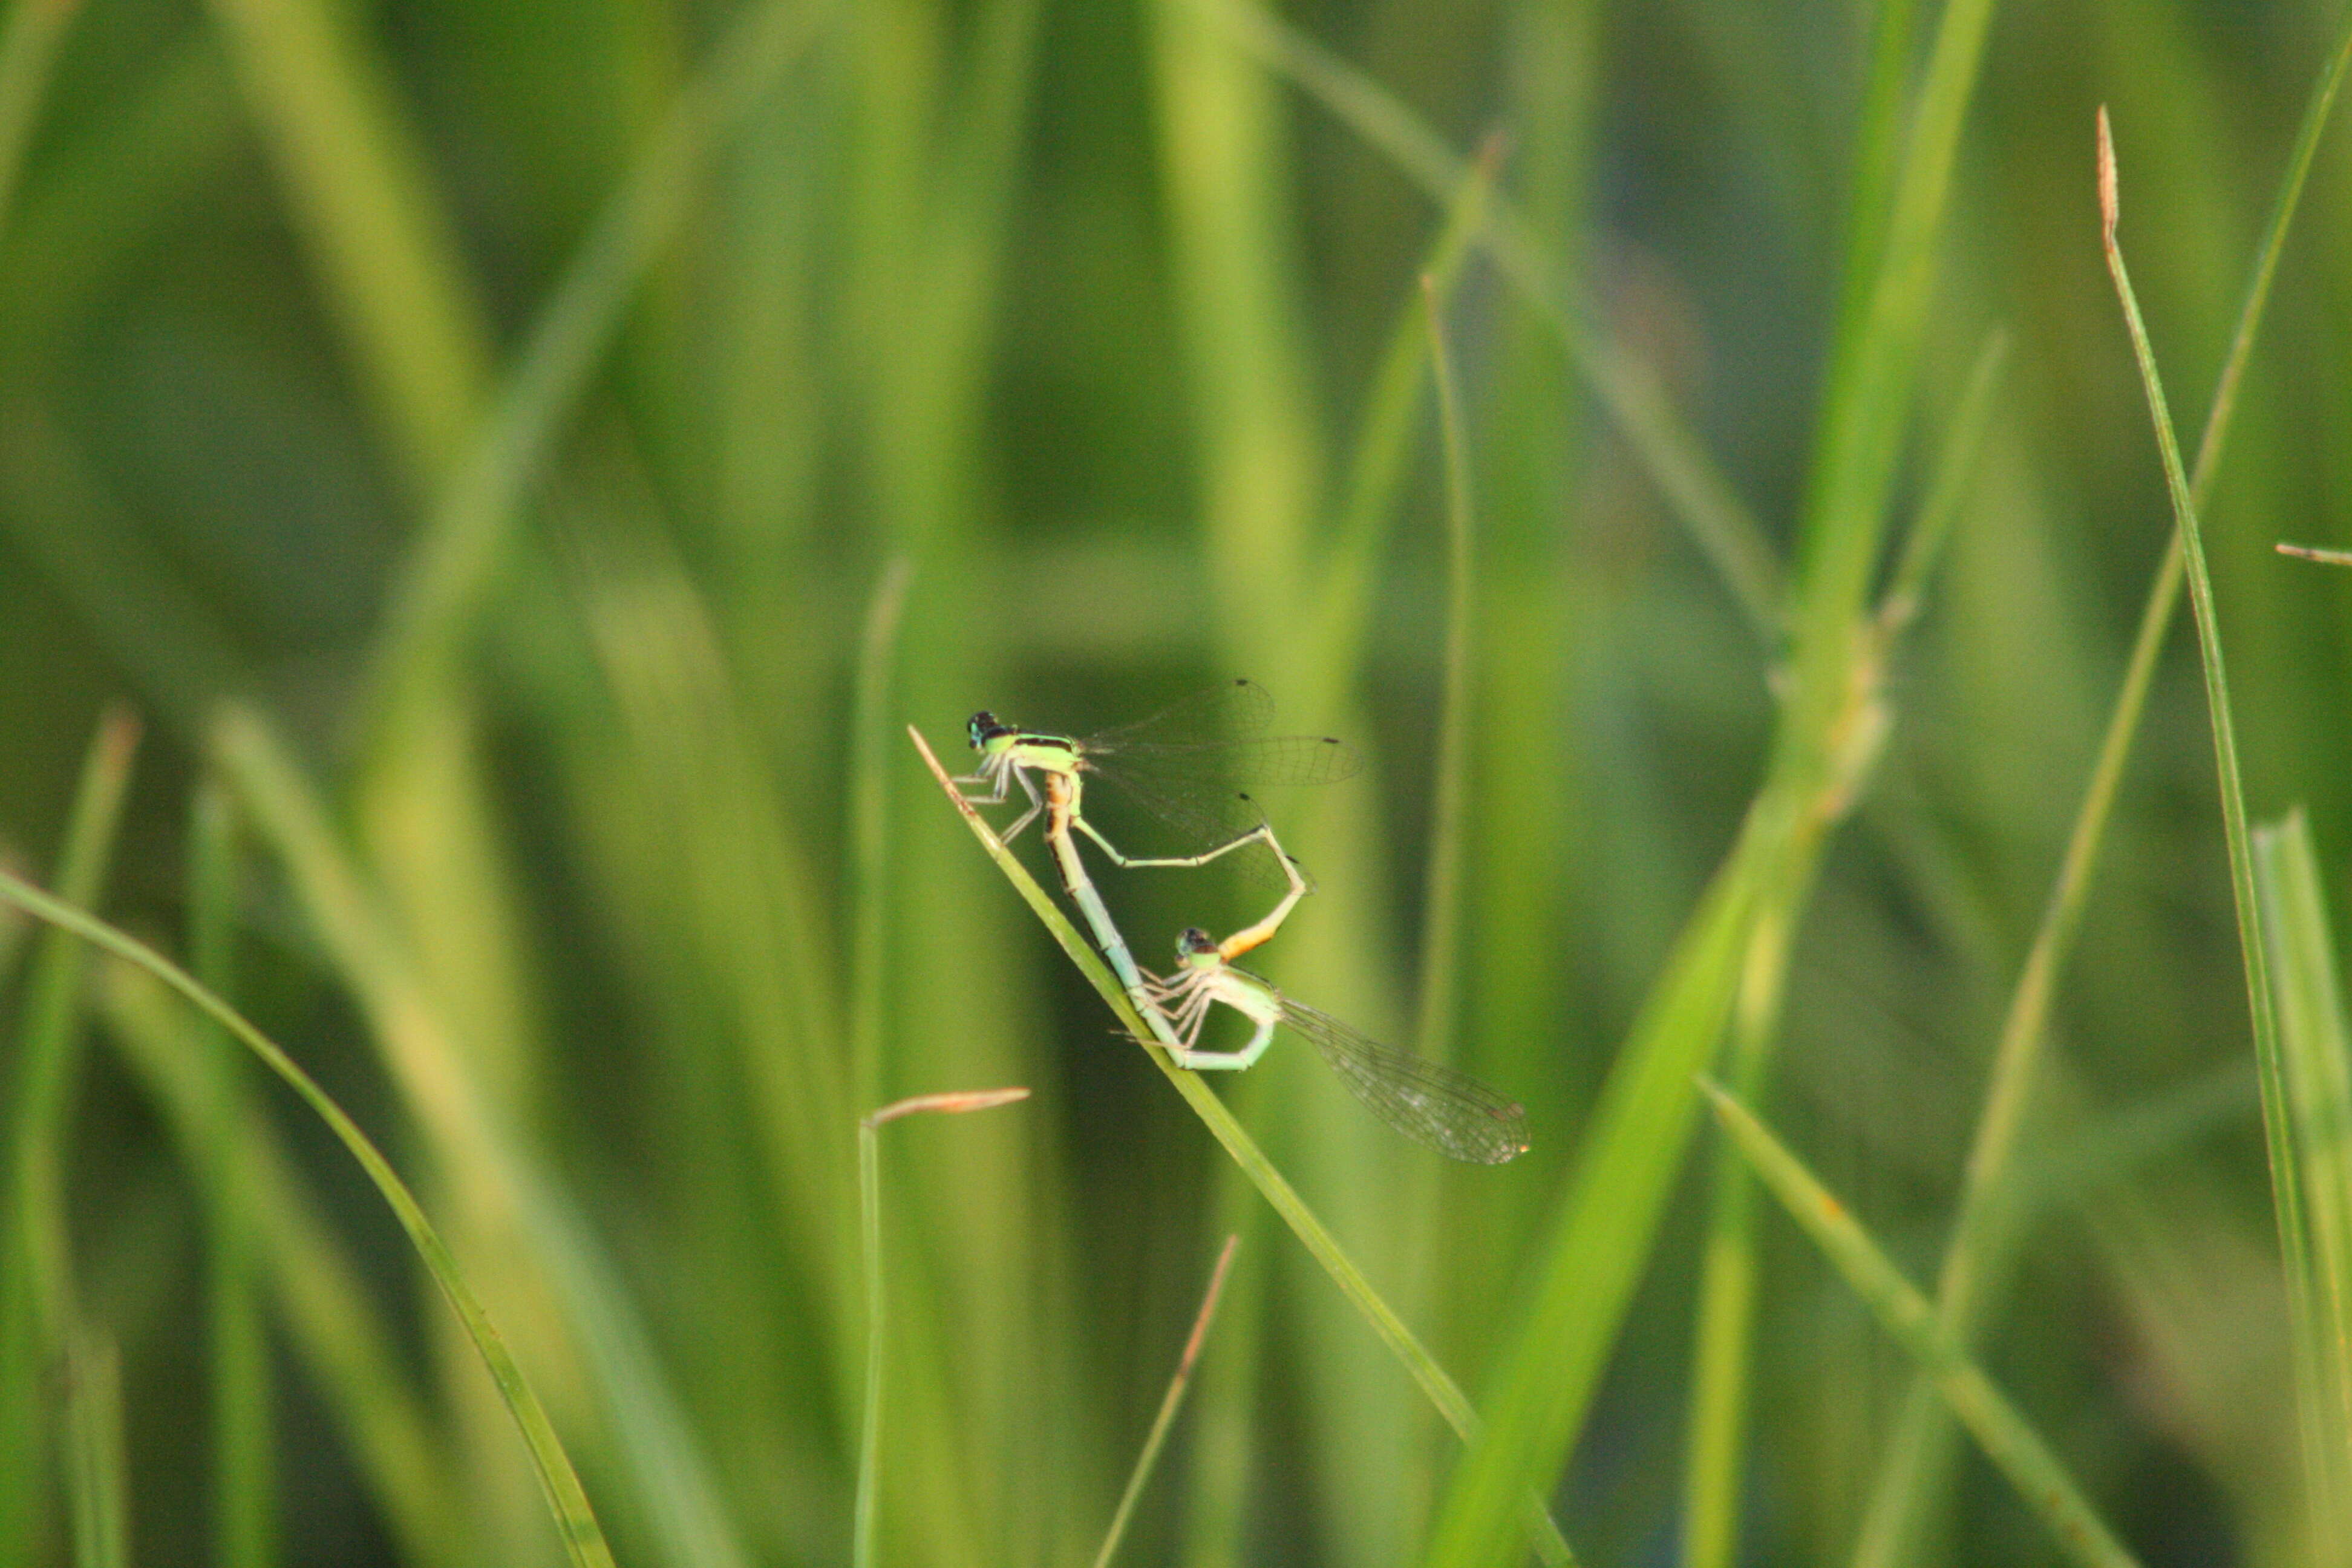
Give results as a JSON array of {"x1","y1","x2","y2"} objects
[
  {"x1": 953, "y1": 759, "x2": 1011, "y2": 802},
  {"x1": 996, "y1": 768, "x2": 1044, "y2": 844},
  {"x1": 1073, "y1": 812, "x2": 1312, "y2": 958},
  {"x1": 1074, "y1": 814, "x2": 1285, "y2": 875},
  {"x1": 1170, "y1": 1014, "x2": 1276, "y2": 1071}
]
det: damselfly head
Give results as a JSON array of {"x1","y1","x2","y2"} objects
[
  {"x1": 1175, "y1": 927, "x2": 1220, "y2": 967},
  {"x1": 967, "y1": 712, "x2": 1014, "y2": 753}
]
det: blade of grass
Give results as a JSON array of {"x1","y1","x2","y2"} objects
[
  {"x1": 0, "y1": 41, "x2": 243, "y2": 367},
  {"x1": 99, "y1": 958, "x2": 467, "y2": 1568},
  {"x1": 361, "y1": 0, "x2": 835, "y2": 742},
  {"x1": 200, "y1": 0, "x2": 492, "y2": 492},
  {"x1": 189, "y1": 781, "x2": 278, "y2": 1568},
  {"x1": 2252, "y1": 808, "x2": 2352, "y2": 1559},
  {"x1": 0, "y1": 865, "x2": 622, "y2": 1568},
  {"x1": 0, "y1": 400, "x2": 249, "y2": 734},
  {"x1": 63, "y1": 1324, "x2": 128, "y2": 1568},
  {"x1": 1307, "y1": 139, "x2": 1497, "y2": 666},
  {"x1": 851, "y1": 557, "x2": 915, "y2": 1117},
  {"x1": 1416, "y1": 275, "x2": 1476, "y2": 1070},
  {"x1": 1683, "y1": 328, "x2": 2005, "y2": 1568},
  {"x1": 1850, "y1": 15, "x2": 2352, "y2": 1552},
  {"x1": 1423, "y1": 809, "x2": 1766, "y2": 1568},
  {"x1": 0, "y1": 0, "x2": 87, "y2": 237},
  {"x1": 1218, "y1": 0, "x2": 1783, "y2": 642},
  {"x1": 1425, "y1": 0, "x2": 1998, "y2": 1555},
  {"x1": 213, "y1": 701, "x2": 760, "y2": 1568},
  {"x1": 854, "y1": 1088, "x2": 1034, "y2": 1568},
  {"x1": 2100, "y1": 103, "x2": 2301, "y2": 1566},
  {"x1": 1700, "y1": 1081, "x2": 2145, "y2": 1568},
  {"x1": 1149, "y1": 0, "x2": 1322, "y2": 632},
  {"x1": 2013, "y1": 1064, "x2": 2258, "y2": 1216},
  {"x1": 0, "y1": 706, "x2": 139, "y2": 1568},
  {"x1": 906, "y1": 727, "x2": 1579, "y2": 1567},
  {"x1": 1778, "y1": 0, "x2": 1998, "y2": 757},
  {"x1": 1093, "y1": 1234, "x2": 1240, "y2": 1568},
  {"x1": 1879, "y1": 331, "x2": 2009, "y2": 635}
]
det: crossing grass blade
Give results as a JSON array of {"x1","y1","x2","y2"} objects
[
  {"x1": 0, "y1": 0, "x2": 84, "y2": 236},
  {"x1": 98, "y1": 958, "x2": 468, "y2": 1568},
  {"x1": 1093, "y1": 1234, "x2": 1240, "y2": 1568},
  {"x1": 200, "y1": 0, "x2": 492, "y2": 492},
  {"x1": 188, "y1": 781, "x2": 278, "y2": 1568},
  {"x1": 0, "y1": 707, "x2": 139, "y2": 1568},
  {"x1": 63, "y1": 1323, "x2": 129, "y2": 1568},
  {"x1": 212, "y1": 700, "x2": 761, "y2": 1568},
  {"x1": 361, "y1": 0, "x2": 835, "y2": 734},
  {"x1": 1700, "y1": 1081, "x2": 2145, "y2": 1568},
  {"x1": 1220, "y1": 0, "x2": 1783, "y2": 641},
  {"x1": 2251, "y1": 809, "x2": 2352, "y2": 1560},
  {"x1": 1682, "y1": 325, "x2": 2007, "y2": 1568},
  {"x1": 1423, "y1": 0, "x2": 1999, "y2": 1558},
  {"x1": 1849, "y1": 12, "x2": 2352, "y2": 1552},
  {"x1": 0, "y1": 865, "x2": 621, "y2": 1568}
]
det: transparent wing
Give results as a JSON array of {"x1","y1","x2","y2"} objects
[
  {"x1": 1080, "y1": 678, "x2": 1275, "y2": 748},
  {"x1": 1095, "y1": 732, "x2": 1362, "y2": 788},
  {"x1": 1085, "y1": 680, "x2": 1363, "y2": 787},
  {"x1": 1276, "y1": 996, "x2": 1529, "y2": 1165}
]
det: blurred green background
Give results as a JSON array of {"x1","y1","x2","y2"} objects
[{"x1": 3, "y1": 0, "x2": 2352, "y2": 1563}]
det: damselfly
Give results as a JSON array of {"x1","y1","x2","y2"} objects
[{"x1": 1144, "y1": 926, "x2": 1530, "y2": 1166}]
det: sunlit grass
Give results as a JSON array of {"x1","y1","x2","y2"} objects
[{"x1": 2, "y1": 0, "x2": 2351, "y2": 1563}]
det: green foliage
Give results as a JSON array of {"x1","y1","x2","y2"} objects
[{"x1": 6, "y1": 0, "x2": 2352, "y2": 1563}]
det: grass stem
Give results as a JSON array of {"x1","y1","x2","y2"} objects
[{"x1": 1093, "y1": 1234, "x2": 1240, "y2": 1568}]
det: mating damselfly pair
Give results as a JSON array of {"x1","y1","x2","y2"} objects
[{"x1": 955, "y1": 679, "x2": 1529, "y2": 1165}]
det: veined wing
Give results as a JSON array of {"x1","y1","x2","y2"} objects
[
  {"x1": 1080, "y1": 678, "x2": 1276, "y2": 749},
  {"x1": 1277, "y1": 996, "x2": 1529, "y2": 1165},
  {"x1": 1083, "y1": 681, "x2": 1364, "y2": 787},
  {"x1": 1093, "y1": 732, "x2": 1361, "y2": 788}
]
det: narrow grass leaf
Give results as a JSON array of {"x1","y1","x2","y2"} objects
[
  {"x1": 1220, "y1": 0, "x2": 1782, "y2": 641},
  {"x1": 64, "y1": 1324, "x2": 128, "y2": 1568},
  {"x1": 1852, "y1": 18, "x2": 2352, "y2": 1553},
  {"x1": 200, "y1": 0, "x2": 492, "y2": 491},
  {"x1": 1702, "y1": 1082, "x2": 2145, "y2": 1568},
  {"x1": 1429, "y1": 0, "x2": 1997, "y2": 1552},
  {"x1": 213, "y1": 702, "x2": 757, "y2": 1568},
  {"x1": 1093, "y1": 1234, "x2": 1240, "y2": 1568},
  {"x1": 907, "y1": 727, "x2": 1579, "y2": 1567},
  {"x1": 2102, "y1": 102, "x2": 2303, "y2": 1565},
  {"x1": 851, "y1": 556, "x2": 915, "y2": 1116},
  {"x1": 1880, "y1": 330, "x2": 2008, "y2": 634},
  {"x1": 1310, "y1": 140, "x2": 1497, "y2": 665},
  {"x1": 363, "y1": 0, "x2": 835, "y2": 739},
  {"x1": 99, "y1": 959, "x2": 467, "y2": 1568},
  {"x1": 854, "y1": 1088, "x2": 1034, "y2": 1568},
  {"x1": 2252, "y1": 809, "x2": 2352, "y2": 1558},
  {"x1": 1684, "y1": 333, "x2": 2004, "y2": 1568},
  {"x1": 1779, "y1": 0, "x2": 1997, "y2": 751},
  {"x1": 0, "y1": 866, "x2": 621, "y2": 1568},
  {"x1": 0, "y1": 707, "x2": 138, "y2": 1566},
  {"x1": 1417, "y1": 276, "x2": 1476, "y2": 1068},
  {"x1": 0, "y1": 0, "x2": 87, "y2": 236},
  {"x1": 189, "y1": 782, "x2": 278, "y2": 1568}
]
